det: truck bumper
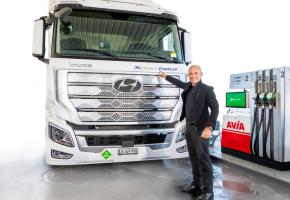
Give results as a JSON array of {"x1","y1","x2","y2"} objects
[{"x1": 45, "y1": 114, "x2": 188, "y2": 166}]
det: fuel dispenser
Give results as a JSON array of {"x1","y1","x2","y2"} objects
[{"x1": 221, "y1": 67, "x2": 290, "y2": 170}]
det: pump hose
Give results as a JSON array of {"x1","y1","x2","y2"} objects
[
  {"x1": 250, "y1": 107, "x2": 258, "y2": 155},
  {"x1": 254, "y1": 108, "x2": 265, "y2": 156},
  {"x1": 263, "y1": 108, "x2": 273, "y2": 159}
]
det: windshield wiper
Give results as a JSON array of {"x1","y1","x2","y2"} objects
[
  {"x1": 127, "y1": 51, "x2": 180, "y2": 63},
  {"x1": 65, "y1": 48, "x2": 118, "y2": 58}
]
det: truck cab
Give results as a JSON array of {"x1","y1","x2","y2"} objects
[{"x1": 32, "y1": 0, "x2": 192, "y2": 165}]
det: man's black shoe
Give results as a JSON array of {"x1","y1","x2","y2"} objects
[
  {"x1": 195, "y1": 192, "x2": 214, "y2": 200},
  {"x1": 181, "y1": 184, "x2": 204, "y2": 196},
  {"x1": 191, "y1": 187, "x2": 204, "y2": 197},
  {"x1": 181, "y1": 184, "x2": 195, "y2": 193},
  {"x1": 181, "y1": 184, "x2": 199, "y2": 192}
]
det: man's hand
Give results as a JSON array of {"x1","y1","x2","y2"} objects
[
  {"x1": 201, "y1": 127, "x2": 212, "y2": 139},
  {"x1": 159, "y1": 71, "x2": 167, "y2": 78}
]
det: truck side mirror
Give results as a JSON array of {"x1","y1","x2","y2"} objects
[
  {"x1": 32, "y1": 19, "x2": 45, "y2": 59},
  {"x1": 179, "y1": 29, "x2": 192, "y2": 65}
]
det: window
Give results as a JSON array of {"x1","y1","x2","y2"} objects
[{"x1": 55, "y1": 10, "x2": 183, "y2": 63}]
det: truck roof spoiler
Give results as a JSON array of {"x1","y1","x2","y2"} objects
[{"x1": 49, "y1": 0, "x2": 178, "y2": 21}]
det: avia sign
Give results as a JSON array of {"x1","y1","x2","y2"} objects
[{"x1": 226, "y1": 121, "x2": 245, "y2": 131}]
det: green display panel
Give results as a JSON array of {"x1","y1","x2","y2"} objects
[{"x1": 226, "y1": 92, "x2": 247, "y2": 108}]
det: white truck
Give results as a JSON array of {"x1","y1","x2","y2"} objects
[{"x1": 32, "y1": 0, "x2": 192, "y2": 165}]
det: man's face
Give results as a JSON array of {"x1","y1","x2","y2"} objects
[{"x1": 188, "y1": 67, "x2": 202, "y2": 85}]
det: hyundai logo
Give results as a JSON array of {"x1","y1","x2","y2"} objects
[{"x1": 113, "y1": 78, "x2": 142, "y2": 92}]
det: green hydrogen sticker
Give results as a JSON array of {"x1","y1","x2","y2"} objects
[{"x1": 102, "y1": 149, "x2": 112, "y2": 160}]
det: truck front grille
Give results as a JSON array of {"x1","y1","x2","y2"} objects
[
  {"x1": 85, "y1": 134, "x2": 168, "y2": 146},
  {"x1": 67, "y1": 73, "x2": 180, "y2": 122}
]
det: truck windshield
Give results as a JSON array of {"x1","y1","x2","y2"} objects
[{"x1": 55, "y1": 10, "x2": 183, "y2": 63}]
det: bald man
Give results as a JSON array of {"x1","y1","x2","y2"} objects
[{"x1": 160, "y1": 65, "x2": 219, "y2": 200}]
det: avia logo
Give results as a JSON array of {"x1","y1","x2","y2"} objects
[
  {"x1": 113, "y1": 78, "x2": 142, "y2": 92},
  {"x1": 226, "y1": 121, "x2": 245, "y2": 131}
]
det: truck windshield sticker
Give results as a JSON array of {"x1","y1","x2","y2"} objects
[{"x1": 170, "y1": 52, "x2": 177, "y2": 58}]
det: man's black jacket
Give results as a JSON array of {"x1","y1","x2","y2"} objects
[{"x1": 166, "y1": 75, "x2": 219, "y2": 132}]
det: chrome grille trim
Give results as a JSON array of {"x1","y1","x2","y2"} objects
[
  {"x1": 67, "y1": 82, "x2": 177, "y2": 88},
  {"x1": 74, "y1": 128, "x2": 176, "y2": 136},
  {"x1": 70, "y1": 98, "x2": 179, "y2": 110},
  {"x1": 67, "y1": 73, "x2": 178, "y2": 85},
  {"x1": 67, "y1": 85, "x2": 180, "y2": 97},
  {"x1": 77, "y1": 109, "x2": 172, "y2": 112},
  {"x1": 68, "y1": 96, "x2": 178, "y2": 99},
  {"x1": 78, "y1": 110, "x2": 172, "y2": 122}
]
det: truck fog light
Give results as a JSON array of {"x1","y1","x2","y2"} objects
[
  {"x1": 49, "y1": 124, "x2": 74, "y2": 147},
  {"x1": 175, "y1": 125, "x2": 186, "y2": 143},
  {"x1": 176, "y1": 145, "x2": 188, "y2": 153},
  {"x1": 51, "y1": 149, "x2": 73, "y2": 159}
]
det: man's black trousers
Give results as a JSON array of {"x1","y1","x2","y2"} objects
[{"x1": 185, "y1": 123, "x2": 213, "y2": 193}]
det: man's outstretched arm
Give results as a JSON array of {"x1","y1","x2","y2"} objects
[{"x1": 159, "y1": 72, "x2": 187, "y2": 89}]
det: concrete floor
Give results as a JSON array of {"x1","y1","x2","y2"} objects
[
  {"x1": 210, "y1": 136, "x2": 290, "y2": 184},
  {"x1": 1, "y1": 153, "x2": 290, "y2": 200}
]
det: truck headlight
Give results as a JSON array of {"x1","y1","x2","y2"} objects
[
  {"x1": 49, "y1": 124, "x2": 74, "y2": 147},
  {"x1": 175, "y1": 124, "x2": 186, "y2": 143}
]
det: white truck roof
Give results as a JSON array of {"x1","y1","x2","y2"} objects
[{"x1": 49, "y1": 0, "x2": 177, "y2": 20}]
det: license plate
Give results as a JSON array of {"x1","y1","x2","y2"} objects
[{"x1": 118, "y1": 148, "x2": 138, "y2": 155}]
